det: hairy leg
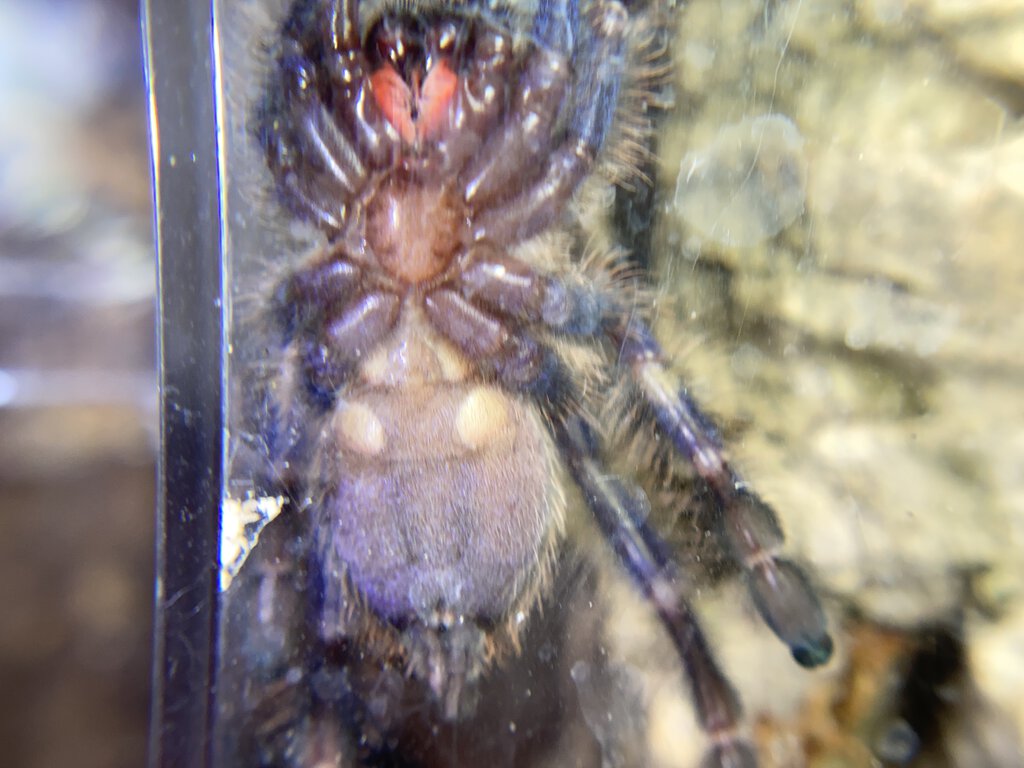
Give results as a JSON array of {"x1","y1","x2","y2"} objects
[{"x1": 447, "y1": 250, "x2": 833, "y2": 667}]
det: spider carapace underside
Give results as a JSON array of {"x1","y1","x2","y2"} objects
[{"x1": 222, "y1": 0, "x2": 835, "y2": 765}]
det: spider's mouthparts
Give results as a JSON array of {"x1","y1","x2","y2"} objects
[{"x1": 370, "y1": 60, "x2": 457, "y2": 144}]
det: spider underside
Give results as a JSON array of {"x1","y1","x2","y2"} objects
[{"x1": 219, "y1": 0, "x2": 835, "y2": 765}]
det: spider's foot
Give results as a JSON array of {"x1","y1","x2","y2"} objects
[{"x1": 747, "y1": 558, "x2": 834, "y2": 668}]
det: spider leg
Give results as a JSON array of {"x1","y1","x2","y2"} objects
[
  {"x1": 451, "y1": 253, "x2": 833, "y2": 667},
  {"x1": 417, "y1": 20, "x2": 516, "y2": 179},
  {"x1": 219, "y1": 508, "x2": 392, "y2": 768},
  {"x1": 556, "y1": 412, "x2": 758, "y2": 768},
  {"x1": 268, "y1": 247, "x2": 400, "y2": 410},
  {"x1": 458, "y1": 35, "x2": 570, "y2": 209},
  {"x1": 215, "y1": 506, "x2": 356, "y2": 767},
  {"x1": 612, "y1": 319, "x2": 834, "y2": 668},
  {"x1": 301, "y1": 290, "x2": 401, "y2": 404},
  {"x1": 424, "y1": 289, "x2": 559, "y2": 393},
  {"x1": 459, "y1": 246, "x2": 606, "y2": 336},
  {"x1": 334, "y1": 0, "x2": 360, "y2": 47},
  {"x1": 466, "y1": 0, "x2": 628, "y2": 245},
  {"x1": 234, "y1": 251, "x2": 369, "y2": 493},
  {"x1": 273, "y1": 252, "x2": 362, "y2": 342},
  {"x1": 260, "y1": 0, "x2": 399, "y2": 227},
  {"x1": 279, "y1": 253, "x2": 402, "y2": 396},
  {"x1": 261, "y1": 54, "x2": 368, "y2": 224},
  {"x1": 324, "y1": 0, "x2": 400, "y2": 169}
]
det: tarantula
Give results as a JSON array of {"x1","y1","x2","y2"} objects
[{"x1": 218, "y1": 0, "x2": 834, "y2": 765}]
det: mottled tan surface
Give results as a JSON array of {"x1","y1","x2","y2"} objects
[{"x1": 641, "y1": 0, "x2": 1024, "y2": 765}]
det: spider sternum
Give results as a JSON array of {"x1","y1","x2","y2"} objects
[{"x1": 364, "y1": 172, "x2": 468, "y2": 285}]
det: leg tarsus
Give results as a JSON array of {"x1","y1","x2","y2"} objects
[{"x1": 748, "y1": 558, "x2": 834, "y2": 668}]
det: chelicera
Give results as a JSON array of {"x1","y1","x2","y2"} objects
[{"x1": 223, "y1": 0, "x2": 834, "y2": 765}]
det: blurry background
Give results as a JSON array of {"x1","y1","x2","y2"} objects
[{"x1": 0, "y1": 1, "x2": 154, "y2": 766}]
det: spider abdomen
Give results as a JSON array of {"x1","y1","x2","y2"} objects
[{"x1": 313, "y1": 317, "x2": 560, "y2": 626}]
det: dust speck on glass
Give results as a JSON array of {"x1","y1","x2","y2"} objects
[{"x1": 210, "y1": 0, "x2": 834, "y2": 765}]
